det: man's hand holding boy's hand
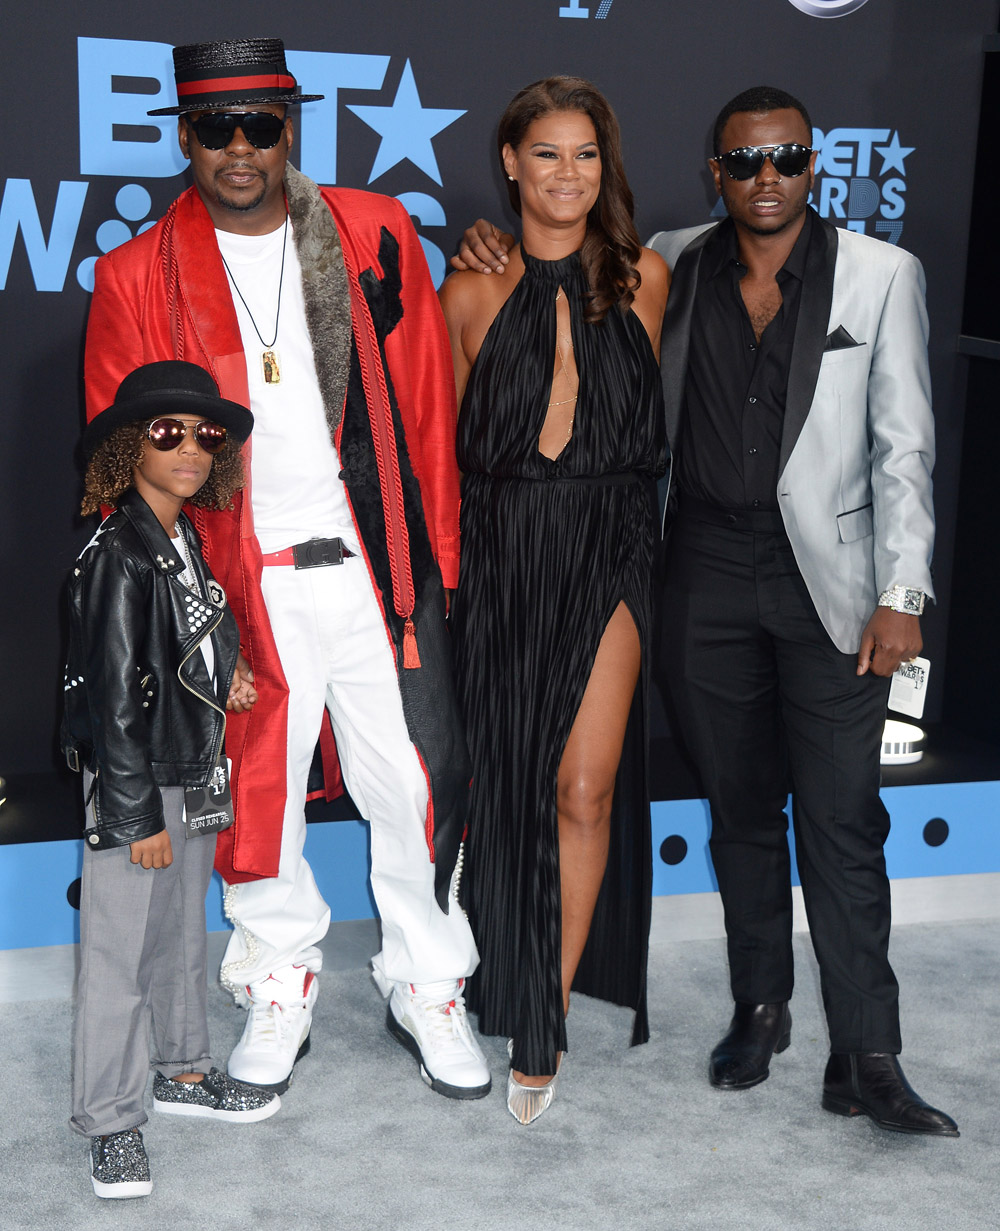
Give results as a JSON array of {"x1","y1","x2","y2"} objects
[{"x1": 227, "y1": 652, "x2": 258, "y2": 712}]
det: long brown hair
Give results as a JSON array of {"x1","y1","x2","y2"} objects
[{"x1": 498, "y1": 76, "x2": 641, "y2": 322}]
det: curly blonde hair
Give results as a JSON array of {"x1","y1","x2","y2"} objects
[{"x1": 81, "y1": 422, "x2": 246, "y2": 516}]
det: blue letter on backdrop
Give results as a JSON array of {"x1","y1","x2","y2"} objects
[
  {"x1": 396, "y1": 192, "x2": 447, "y2": 288},
  {"x1": 287, "y1": 51, "x2": 390, "y2": 185},
  {"x1": 78, "y1": 38, "x2": 187, "y2": 179},
  {"x1": 0, "y1": 180, "x2": 89, "y2": 292}
]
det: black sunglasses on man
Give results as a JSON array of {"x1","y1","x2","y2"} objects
[
  {"x1": 185, "y1": 112, "x2": 286, "y2": 151},
  {"x1": 714, "y1": 143, "x2": 813, "y2": 181}
]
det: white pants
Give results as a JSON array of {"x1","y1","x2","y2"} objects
[{"x1": 221, "y1": 557, "x2": 478, "y2": 1002}]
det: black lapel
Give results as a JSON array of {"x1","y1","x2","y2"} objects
[
  {"x1": 660, "y1": 223, "x2": 720, "y2": 451},
  {"x1": 119, "y1": 487, "x2": 185, "y2": 577},
  {"x1": 778, "y1": 212, "x2": 838, "y2": 477}
]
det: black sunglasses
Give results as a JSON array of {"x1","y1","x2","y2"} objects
[
  {"x1": 146, "y1": 418, "x2": 228, "y2": 454},
  {"x1": 714, "y1": 143, "x2": 813, "y2": 181},
  {"x1": 186, "y1": 112, "x2": 287, "y2": 151}
]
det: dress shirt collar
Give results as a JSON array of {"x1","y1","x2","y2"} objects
[{"x1": 704, "y1": 207, "x2": 816, "y2": 283}]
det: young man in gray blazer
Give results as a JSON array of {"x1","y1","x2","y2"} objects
[
  {"x1": 649, "y1": 85, "x2": 954, "y2": 1136},
  {"x1": 453, "y1": 83, "x2": 955, "y2": 1137}
]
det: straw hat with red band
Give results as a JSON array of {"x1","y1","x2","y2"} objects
[{"x1": 148, "y1": 37, "x2": 324, "y2": 117}]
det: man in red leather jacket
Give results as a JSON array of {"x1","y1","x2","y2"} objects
[{"x1": 84, "y1": 37, "x2": 489, "y2": 1102}]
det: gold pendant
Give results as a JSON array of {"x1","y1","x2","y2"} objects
[{"x1": 261, "y1": 349, "x2": 281, "y2": 385}]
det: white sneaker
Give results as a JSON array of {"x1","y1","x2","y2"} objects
[
  {"x1": 227, "y1": 967, "x2": 317, "y2": 1093},
  {"x1": 387, "y1": 978, "x2": 491, "y2": 1100}
]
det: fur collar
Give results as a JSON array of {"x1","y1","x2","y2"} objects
[{"x1": 284, "y1": 164, "x2": 353, "y2": 434}]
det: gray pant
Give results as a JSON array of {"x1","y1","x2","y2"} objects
[{"x1": 71, "y1": 783, "x2": 216, "y2": 1137}]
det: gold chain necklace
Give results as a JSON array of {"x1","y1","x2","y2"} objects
[{"x1": 548, "y1": 290, "x2": 578, "y2": 445}]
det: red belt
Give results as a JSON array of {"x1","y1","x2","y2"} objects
[{"x1": 261, "y1": 537, "x2": 355, "y2": 569}]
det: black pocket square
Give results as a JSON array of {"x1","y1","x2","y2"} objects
[{"x1": 824, "y1": 325, "x2": 860, "y2": 351}]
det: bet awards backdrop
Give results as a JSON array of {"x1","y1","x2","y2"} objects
[{"x1": 1, "y1": 0, "x2": 996, "y2": 820}]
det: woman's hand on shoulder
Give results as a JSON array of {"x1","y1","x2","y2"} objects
[
  {"x1": 450, "y1": 220, "x2": 515, "y2": 274},
  {"x1": 632, "y1": 248, "x2": 671, "y2": 354}
]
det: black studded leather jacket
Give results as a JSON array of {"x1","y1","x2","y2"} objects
[{"x1": 61, "y1": 486, "x2": 240, "y2": 849}]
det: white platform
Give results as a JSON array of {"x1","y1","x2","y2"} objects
[
  {"x1": 652, "y1": 869, "x2": 1000, "y2": 939},
  {"x1": 3, "y1": 872, "x2": 998, "y2": 1005}
]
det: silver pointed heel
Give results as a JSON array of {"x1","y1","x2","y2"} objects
[
  {"x1": 505, "y1": 1042, "x2": 563, "y2": 1125},
  {"x1": 506, "y1": 1068, "x2": 559, "y2": 1124}
]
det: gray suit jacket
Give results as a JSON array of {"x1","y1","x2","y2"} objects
[{"x1": 648, "y1": 212, "x2": 935, "y2": 654}]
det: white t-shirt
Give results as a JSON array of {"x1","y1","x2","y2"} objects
[{"x1": 215, "y1": 222, "x2": 359, "y2": 556}]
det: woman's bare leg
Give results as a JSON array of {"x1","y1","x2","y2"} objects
[{"x1": 513, "y1": 601, "x2": 640, "y2": 1085}]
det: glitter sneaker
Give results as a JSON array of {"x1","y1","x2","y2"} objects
[
  {"x1": 227, "y1": 967, "x2": 317, "y2": 1093},
  {"x1": 386, "y1": 978, "x2": 491, "y2": 1100},
  {"x1": 152, "y1": 1068, "x2": 280, "y2": 1121},
  {"x1": 90, "y1": 1129, "x2": 152, "y2": 1199}
]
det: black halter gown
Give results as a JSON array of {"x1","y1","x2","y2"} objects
[{"x1": 451, "y1": 249, "x2": 666, "y2": 1076}]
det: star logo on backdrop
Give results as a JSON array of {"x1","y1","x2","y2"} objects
[
  {"x1": 874, "y1": 132, "x2": 914, "y2": 176},
  {"x1": 347, "y1": 60, "x2": 466, "y2": 186}
]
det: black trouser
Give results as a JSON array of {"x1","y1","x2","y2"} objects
[{"x1": 659, "y1": 503, "x2": 900, "y2": 1054}]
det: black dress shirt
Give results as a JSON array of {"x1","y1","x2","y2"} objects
[{"x1": 677, "y1": 209, "x2": 817, "y2": 511}]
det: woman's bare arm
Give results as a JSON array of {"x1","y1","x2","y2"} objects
[{"x1": 630, "y1": 248, "x2": 670, "y2": 355}]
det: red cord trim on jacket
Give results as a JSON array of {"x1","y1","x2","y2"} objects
[
  {"x1": 159, "y1": 205, "x2": 185, "y2": 357},
  {"x1": 343, "y1": 262, "x2": 420, "y2": 669}
]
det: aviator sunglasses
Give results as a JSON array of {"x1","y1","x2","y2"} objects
[
  {"x1": 185, "y1": 111, "x2": 287, "y2": 151},
  {"x1": 145, "y1": 418, "x2": 228, "y2": 454},
  {"x1": 714, "y1": 143, "x2": 813, "y2": 181}
]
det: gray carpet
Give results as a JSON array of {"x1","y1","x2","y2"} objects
[{"x1": 3, "y1": 917, "x2": 998, "y2": 1230}]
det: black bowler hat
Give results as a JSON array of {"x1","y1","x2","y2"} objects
[
  {"x1": 147, "y1": 37, "x2": 324, "y2": 117},
  {"x1": 83, "y1": 361, "x2": 254, "y2": 456}
]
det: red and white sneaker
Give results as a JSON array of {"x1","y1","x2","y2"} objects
[
  {"x1": 227, "y1": 967, "x2": 318, "y2": 1093},
  {"x1": 387, "y1": 978, "x2": 491, "y2": 1100}
]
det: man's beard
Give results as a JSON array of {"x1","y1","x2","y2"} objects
[
  {"x1": 214, "y1": 170, "x2": 267, "y2": 213},
  {"x1": 216, "y1": 186, "x2": 267, "y2": 213}
]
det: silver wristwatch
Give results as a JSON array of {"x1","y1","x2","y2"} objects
[{"x1": 877, "y1": 585, "x2": 926, "y2": 616}]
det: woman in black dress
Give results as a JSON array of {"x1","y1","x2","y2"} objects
[{"x1": 439, "y1": 77, "x2": 668, "y2": 1123}]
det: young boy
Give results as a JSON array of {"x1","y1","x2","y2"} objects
[{"x1": 63, "y1": 361, "x2": 277, "y2": 1199}]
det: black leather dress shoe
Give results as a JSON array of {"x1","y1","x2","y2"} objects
[
  {"x1": 708, "y1": 1002, "x2": 792, "y2": 1089},
  {"x1": 821, "y1": 1052, "x2": 959, "y2": 1136}
]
